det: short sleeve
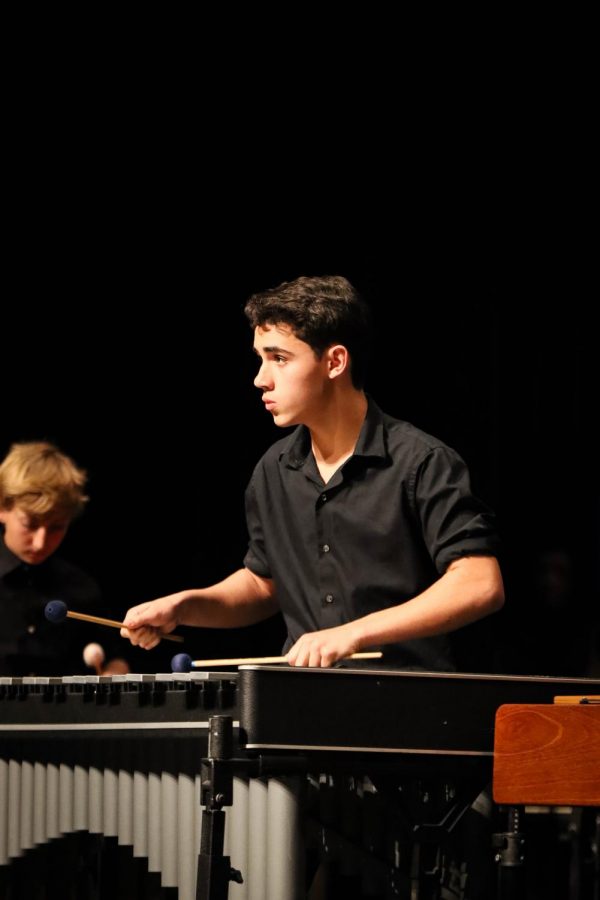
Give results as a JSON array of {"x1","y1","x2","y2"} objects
[
  {"x1": 413, "y1": 447, "x2": 501, "y2": 574},
  {"x1": 242, "y1": 475, "x2": 272, "y2": 578}
]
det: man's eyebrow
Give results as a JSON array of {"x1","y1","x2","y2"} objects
[{"x1": 253, "y1": 345, "x2": 295, "y2": 356}]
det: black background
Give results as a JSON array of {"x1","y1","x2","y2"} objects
[{"x1": 2, "y1": 74, "x2": 596, "y2": 677}]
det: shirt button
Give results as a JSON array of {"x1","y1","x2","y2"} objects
[
  {"x1": 325, "y1": 594, "x2": 334, "y2": 604},
  {"x1": 27, "y1": 625, "x2": 36, "y2": 634},
  {"x1": 322, "y1": 544, "x2": 330, "y2": 553},
  {"x1": 321, "y1": 494, "x2": 327, "y2": 502}
]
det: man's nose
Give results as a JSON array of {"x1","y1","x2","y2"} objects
[
  {"x1": 254, "y1": 360, "x2": 273, "y2": 390},
  {"x1": 31, "y1": 527, "x2": 48, "y2": 551}
]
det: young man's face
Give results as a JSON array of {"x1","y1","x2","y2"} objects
[
  {"x1": 253, "y1": 323, "x2": 331, "y2": 428},
  {"x1": 0, "y1": 506, "x2": 70, "y2": 565}
]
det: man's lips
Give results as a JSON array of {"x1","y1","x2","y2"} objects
[{"x1": 24, "y1": 551, "x2": 45, "y2": 563}]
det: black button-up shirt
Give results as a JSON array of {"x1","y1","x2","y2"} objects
[
  {"x1": 0, "y1": 534, "x2": 103, "y2": 675},
  {"x1": 244, "y1": 399, "x2": 501, "y2": 670}
]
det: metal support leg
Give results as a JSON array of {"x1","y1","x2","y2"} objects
[
  {"x1": 494, "y1": 806, "x2": 525, "y2": 900},
  {"x1": 196, "y1": 716, "x2": 243, "y2": 900}
]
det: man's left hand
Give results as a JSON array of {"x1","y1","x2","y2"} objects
[{"x1": 286, "y1": 624, "x2": 361, "y2": 668}]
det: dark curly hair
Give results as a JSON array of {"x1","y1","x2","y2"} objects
[{"x1": 244, "y1": 275, "x2": 372, "y2": 389}]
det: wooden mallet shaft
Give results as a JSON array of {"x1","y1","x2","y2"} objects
[
  {"x1": 65, "y1": 609, "x2": 184, "y2": 644},
  {"x1": 189, "y1": 650, "x2": 382, "y2": 667}
]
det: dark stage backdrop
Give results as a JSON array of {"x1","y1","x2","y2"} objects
[{"x1": 2, "y1": 245, "x2": 595, "y2": 677}]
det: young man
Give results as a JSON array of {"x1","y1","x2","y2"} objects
[
  {"x1": 0, "y1": 441, "x2": 127, "y2": 675},
  {"x1": 122, "y1": 275, "x2": 504, "y2": 668}
]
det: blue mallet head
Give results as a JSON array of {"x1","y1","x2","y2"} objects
[
  {"x1": 171, "y1": 653, "x2": 193, "y2": 673},
  {"x1": 45, "y1": 599, "x2": 68, "y2": 623}
]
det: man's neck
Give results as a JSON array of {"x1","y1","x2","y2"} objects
[{"x1": 309, "y1": 390, "x2": 368, "y2": 480}]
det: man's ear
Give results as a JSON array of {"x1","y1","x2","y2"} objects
[{"x1": 326, "y1": 344, "x2": 349, "y2": 380}]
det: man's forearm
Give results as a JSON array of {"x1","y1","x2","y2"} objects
[
  {"x1": 177, "y1": 567, "x2": 278, "y2": 628},
  {"x1": 350, "y1": 555, "x2": 504, "y2": 649}
]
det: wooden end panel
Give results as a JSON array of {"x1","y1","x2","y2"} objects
[{"x1": 493, "y1": 704, "x2": 600, "y2": 806}]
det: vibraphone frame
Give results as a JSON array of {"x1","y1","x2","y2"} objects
[{"x1": 202, "y1": 666, "x2": 600, "y2": 900}]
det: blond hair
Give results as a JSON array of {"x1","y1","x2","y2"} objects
[{"x1": 0, "y1": 442, "x2": 88, "y2": 519}]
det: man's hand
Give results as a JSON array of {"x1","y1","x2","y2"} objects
[
  {"x1": 120, "y1": 593, "x2": 183, "y2": 650},
  {"x1": 286, "y1": 623, "x2": 361, "y2": 668}
]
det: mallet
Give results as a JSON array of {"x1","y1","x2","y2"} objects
[
  {"x1": 171, "y1": 650, "x2": 383, "y2": 671},
  {"x1": 44, "y1": 599, "x2": 184, "y2": 643}
]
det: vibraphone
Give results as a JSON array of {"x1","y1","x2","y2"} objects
[
  {"x1": 2, "y1": 668, "x2": 600, "y2": 900},
  {"x1": 0, "y1": 671, "x2": 305, "y2": 900},
  {"x1": 0, "y1": 673, "x2": 232, "y2": 900}
]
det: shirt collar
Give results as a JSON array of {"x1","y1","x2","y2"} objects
[
  {"x1": 0, "y1": 534, "x2": 26, "y2": 579},
  {"x1": 280, "y1": 396, "x2": 390, "y2": 470}
]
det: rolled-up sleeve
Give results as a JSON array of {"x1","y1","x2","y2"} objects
[
  {"x1": 243, "y1": 475, "x2": 272, "y2": 578},
  {"x1": 413, "y1": 447, "x2": 501, "y2": 574}
]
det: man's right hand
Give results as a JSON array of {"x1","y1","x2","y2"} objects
[{"x1": 120, "y1": 592, "x2": 183, "y2": 650}]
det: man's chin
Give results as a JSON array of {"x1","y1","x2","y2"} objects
[
  {"x1": 272, "y1": 412, "x2": 297, "y2": 428},
  {"x1": 21, "y1": 553, "x2": 47, "y2": 565}
]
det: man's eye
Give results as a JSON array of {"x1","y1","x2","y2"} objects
[{"x1": 274, "y1": 355, "x2": 286, "y2": 363}]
